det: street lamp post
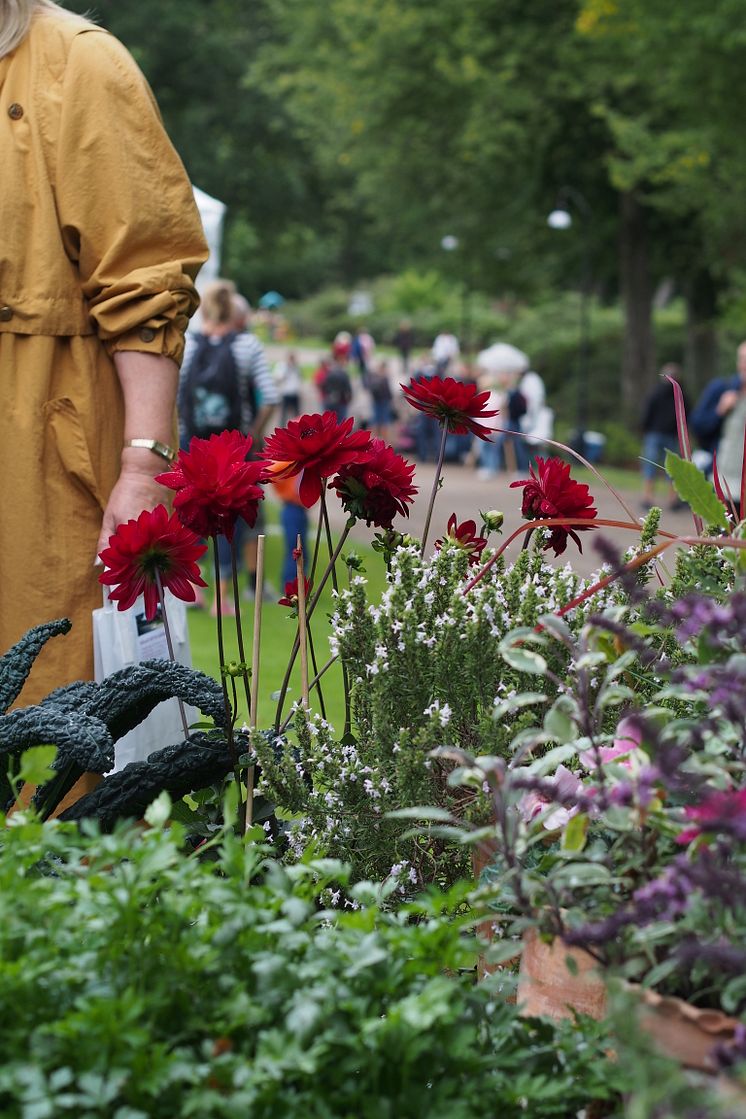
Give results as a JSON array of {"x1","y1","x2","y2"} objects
[
  {"x1": 548, "y1": 188, "x2": 592, "y2": 454},
  {"x1": 440, "y1": 234, "x2": 471, "y2": 357}
]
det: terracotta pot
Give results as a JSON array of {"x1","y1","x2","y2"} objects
[
  {"x1": 517, "y1": 926, "x2": 608, "y2": 1020},
  {"x1": 517, "y1": 928, "x2": 740, "y2": 1072},
  {"x1": 471, "y1": 841, "x2": 520, "y2": 980},
  {"x1": 635, "y1": 987, "x2": 739, "y2": 1073}
]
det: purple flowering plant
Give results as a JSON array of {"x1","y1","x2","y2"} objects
[{"x1": 410, "y1": 561, "x2": 746, "y2": 1032}]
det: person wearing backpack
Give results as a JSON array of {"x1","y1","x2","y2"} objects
[
  {"x1": 179, "y1": 280, "x2": 279, "y2": 611},
  {"x1": 321, "y1": 338, "x2": 354, "y2": 422}
]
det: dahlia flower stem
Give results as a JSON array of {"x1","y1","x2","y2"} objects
[
  {"x1": 420, "y1": 423, "x2": 449, "y2": 558},
  {"x1": 320, "y1": 492, "x2": 351, "y2": 738},
  {"x1": 154, "y1": 571, "x2": 190, "y2": 742},
  {"x1": 212, "y1": 537, "x2": 243, "y2": 812},
  {"x1": 273, "y1": 517, "x2": 356, "y2": 735},
  {"x1": 230, "y1": 539, "x2": 252, "y2": 721}
]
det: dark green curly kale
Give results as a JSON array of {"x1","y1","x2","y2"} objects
[
  {"x1": 0, "y1": 707, "x2": 113, "y2": 773},
  {"x1": 47, "y1": 660, "x2": 228, "y2": 740},
  {"x1": 59, "y1": 732, "x2": 242, "y2": 828},
  {"x1": 0, "y1": 619, "x2": 71, "y2": 713}
]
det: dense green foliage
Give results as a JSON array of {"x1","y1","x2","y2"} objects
[{"x1": 0, "y1": 806, "x2": 631, "y2": 1117}]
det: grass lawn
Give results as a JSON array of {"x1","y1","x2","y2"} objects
[{"x1": 187, "y1": 509, "x2": 388, "y2": 733}]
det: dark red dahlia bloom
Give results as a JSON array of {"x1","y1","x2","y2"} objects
[
  {"x1": 98, "y1": 504, "x2": 207, "y2": 620},
  {"x1": 677, "y1": 788, "x2": 746, "y2": 845},
  {"x1": 434, "y1": 514, "x2": 488, "y2": 566},
  {"x1": 156, "y1": 430, "x2": 266, "y2": 541},
  {"x1": 510, "y1": 456, "x2": 597, "y2": 556},
  {"x1": 278, "y1": 575, "x2": 312, "y2": 609},
  {"x1": 330, "y1": 438, "x2": 417, "y2": 528},
  {"x1": 400, "y1": 376, "x2": 499, "y2": 440},
  {"x1": 262, "y1": 412, "x2": 372, "y2": 508}
]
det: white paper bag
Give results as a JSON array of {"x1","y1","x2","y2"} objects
[{"x1": 93, "y1": 590, "x2": 196, "y2": 770}]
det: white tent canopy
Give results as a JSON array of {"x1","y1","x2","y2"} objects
[
  {"x1": 192, "y1": 185, "x2": 226, "y2": 291},
  {"x1": 191, "y1": 186, "x2": 226, "y2": 331}
]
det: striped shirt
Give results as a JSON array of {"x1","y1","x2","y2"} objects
[{"x1": 180, "y1": 330, "x2": 279, "y2": 441}]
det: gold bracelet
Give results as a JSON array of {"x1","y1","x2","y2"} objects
[{"x1": 123, "y1": 438, "x2": 177, "y2": 463}]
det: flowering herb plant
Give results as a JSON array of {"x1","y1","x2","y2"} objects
[{"x1": 429, "y1": 558, "x2": 746, "y2": 1027}]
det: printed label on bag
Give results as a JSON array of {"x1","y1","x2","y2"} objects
[{"x1": 135, "y1": 608, "x2": 170, "y2": 662}]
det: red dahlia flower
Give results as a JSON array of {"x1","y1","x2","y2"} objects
[
  {"x1": 401, "y1": 376, "x2": 499, "y2": 440},
  {"x1": 434, "y1": 514, "x2": 488, "y2": 566},
  {"x1": 510, "y1": 456, "x2": 597, "y2": 556},
  {"x1": 278, "y1": 575, "x2": 312, "y2": 609},
  {"x1": 98, "y1": 504, "x2": 207, "y2": 620},
  {"x1": 330, "y1": 438, "x2": 417, "y2": 528},
  {"x1": 262, "y1": 412, "x2": 371, "y2": 507},
  {"x1": 156, "y1": 430, "x2": 266, "y2": 541}
]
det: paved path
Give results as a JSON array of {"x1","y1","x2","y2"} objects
[{"x1": 263, "y1": 342, "x2": 694, "y2": 579}]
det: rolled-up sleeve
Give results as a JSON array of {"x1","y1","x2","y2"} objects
[{"x1": 54, "y1": 29, "x2": 208, "y2": 364}]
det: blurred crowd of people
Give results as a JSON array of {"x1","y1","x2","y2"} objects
[{"x1": 181, "y1": 287, "x2": 746, "y2": 618}]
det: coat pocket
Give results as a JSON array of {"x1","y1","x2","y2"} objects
[{"x1": 44, "y1": 397, "x2": 106, "y2": 512}]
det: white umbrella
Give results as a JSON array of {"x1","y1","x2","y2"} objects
[{"x1": 476, "y1": 342, "x2": 529, "y2": 376}]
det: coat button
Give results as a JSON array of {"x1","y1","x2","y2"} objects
[
  {"x1": 139, "y1": 326, "x2": 156, "y2": 342},
  {"x1": 8, "y1": 103, "x2": 23, "y2": 120},
  {"x1": 0, "y1": 306, "x2": 13, "y2": 322}
]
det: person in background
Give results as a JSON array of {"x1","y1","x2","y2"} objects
[
  {"x1": 351, "y1": 327, "x2": 375, "y2": 378},
  {"x1": 691, "y1": 340, "x2": 746, "y2": 460},
  {"x1": 366, "y1": 360, "x2": 395, "y2": 441},
  {"x1": 517, "y1": 366, "x2": 551, "y2": 471},
  {"x1": 273, "y1": 350, "x2": 303, "y2": 426},
  {"x1": 0, "y1": 0, "x2": 207, "y2": 706},
  {"x1": 639, "y1": 366, "x2": 688, "y2": 510},
  {"x1": 179, "y1": 281, "x2": 278, "y2": 612},
  {"x1": 714, "y1": 366, "x2": 746, "y2": 513},
  {"x1": 321, "y1": 338, "x2": 353, "y2": 422},
  {"x1": 393, "y1": 319, "x2": 415, "y2": 375},
  {"x1": 271, "y1": 475, "x2": 308, "y2": 589},
  {"x1": 431, "y1": 330, "x2": 460, "y2": 375}
]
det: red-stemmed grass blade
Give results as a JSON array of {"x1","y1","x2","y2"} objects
[
  {"x1": 549, "y1": 532, "x2": 746, "y2": 622},
  {"x1": 463, "y1": 515, "x2": 676, "y2": 595},
  {"x1": 712, "y1": 451, "x2": 739, "y2": 523},
  {"x1": 493, "y1": 426, "x2": 639, "y2": 525},
  {"x1": 665, "y1": 372, "x2": 703, "y2": 536}
]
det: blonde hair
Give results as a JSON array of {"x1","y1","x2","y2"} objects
[
  {"x1": 201, "y1": 279, "x2": 237, "y2": 326},
  {"x1": 0, "y1": 0, "x2": 74, "y2": 57}
]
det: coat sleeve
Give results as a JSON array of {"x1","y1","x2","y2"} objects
[{"x1": 54, "y1": 29, "x2": 208, "y2": 365}]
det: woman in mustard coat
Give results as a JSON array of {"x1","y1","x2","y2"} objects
[{"x1": 0, "y1": 1, "x2": 208, "y2": 704}]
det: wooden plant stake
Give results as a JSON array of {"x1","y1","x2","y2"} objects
[
  {"x1": 296, "y1": 536, "x2": 310, "y2": 710},
  {"x1": 245, "y1": 534, "x2": 265, "y2": 831}
]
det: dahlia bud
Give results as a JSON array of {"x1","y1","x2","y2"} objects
[{"x1": 481, "y1": 509, "x2": 504, "y2": 534}]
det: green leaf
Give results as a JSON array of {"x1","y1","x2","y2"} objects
[
  {"x1": 493, "y1": 692, "x2": 547, "y2": 720},
  {"x1": 386, "y1": 806, "x2": 455, "y2": 821},
  {"x1": 664, "y1": 451, "x2": 728, "y2": 528},
  {"x1": 543, "y1": 702, "x2": 576, "y2": 743},
  {"x1": 499, "y1": 639, "x2": 548, "y2": 676},
  {"x1": 144, "y1": 791, "x2": 172, "y2": 828},
  {"x1": 562, "y1": 813, "x2": 589, "y2": 852},
  {"x1": 18, "y1": 745, "x2": 57, "y2": 786}
]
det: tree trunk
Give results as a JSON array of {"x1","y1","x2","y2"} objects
[
  {"x1": 619, "y1": 192, "x2": 656, "y2": 416},
  {"x1": 685, "y1": 267, "x2": 719, "y2": 392}
]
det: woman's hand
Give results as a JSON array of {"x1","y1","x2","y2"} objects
[{"x1": 96, "y1": 451, "x2": 171, "y2": 557}]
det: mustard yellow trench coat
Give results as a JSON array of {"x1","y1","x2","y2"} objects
[{"x1": 0, "y1": 12, "x2": 207, "y2": 704}]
